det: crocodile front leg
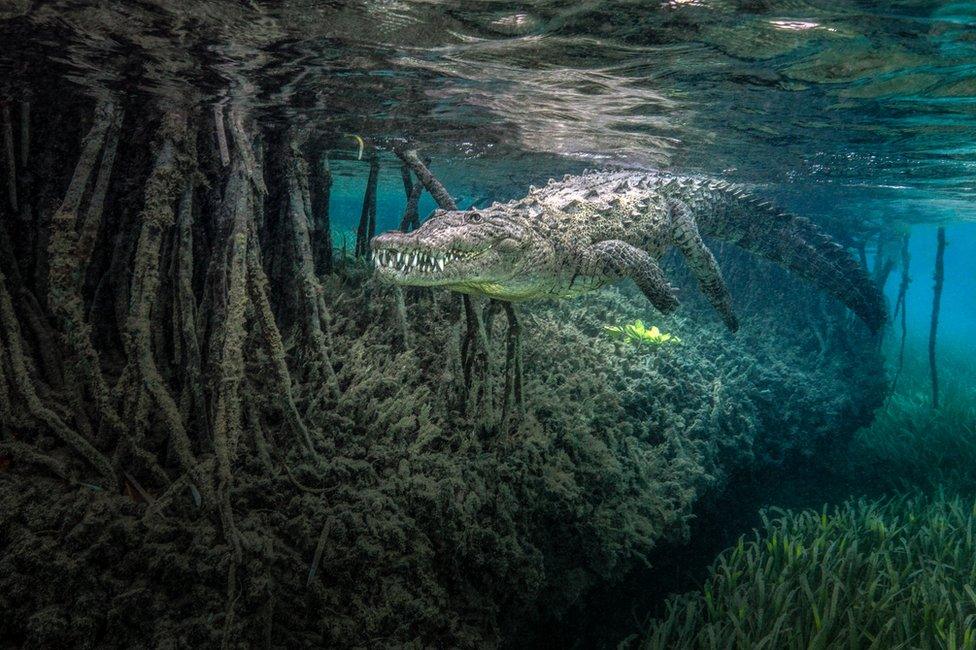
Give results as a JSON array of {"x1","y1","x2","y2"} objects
[
  {"x1": 577, "y1": 239, "x2": 679, "y2": 314},
  {"x1": 668, "y1": 200, "x2": 739, "y2": 332}
]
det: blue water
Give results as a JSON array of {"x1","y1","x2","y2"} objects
[{"x1": 893, "y1": 223, "x2": 976, "y2": 359}]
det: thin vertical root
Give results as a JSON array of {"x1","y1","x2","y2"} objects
[
  {"x1": 394, "y1": 146, "x2": 457, "y2": 211},
  {"x1": 174, "y1": 182, "x2": 209, "y2": 437},
  {"x1": 76, "y1": 105, "x2": 123, "y2": 270},
  {"x1": 214, "y1": 103, "x2": 230, "y2": 167},
  {"x1": 355, "y1": 150, "x2": 379, "y2": 257},
  {"x1": 461, "y1": 295, "x2": 491, "y2": 414},
  {"x1": 246, "y1": 223, "x2": 316, "y2": 453},
  {"x1": 311, "y1": 152, "x2": 333, "y2": 275},
  {"x1": 892, "y1": 233, "x2": 910, "y2": 391},
  {"x1": 2, "y1": 103, "x2": 16, "y2": 211},
  {"x1": 125, "y1": 110, "x2": 205, "y2": 497},
  {"x1": 0, "y1": 270, "x2": 115, "y2": 481},
  {"x1": 928, "y1": 226, "x2": 945, "y2": 408},
  {"x1": 284, "y1": 132, "x2": 340, "y2": 399},
  {"x1": 18, "y1": 100, "x2": 28, "y2": 167},
  {"x1": 501, "y1": 302, "x2": 523, "y2": 419}
]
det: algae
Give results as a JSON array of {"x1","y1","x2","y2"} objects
[{"x1": 0, "y1": 93, "x2": 884, "y2": 648}]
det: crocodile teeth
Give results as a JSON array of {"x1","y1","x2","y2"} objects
[{"x1": 437, "y1": 258, "x2": 445, "y2": 271}]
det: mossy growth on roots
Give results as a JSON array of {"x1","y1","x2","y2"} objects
[
  {"x1": 0, "y1": 93, "x2": 884, "y2": 648},
  {"x1": 640, "y1": 490, "x2": 976, "y2": 650}
]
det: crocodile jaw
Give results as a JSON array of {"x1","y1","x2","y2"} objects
[{"x1": 371, "y1": 237, "x2": 491, "y2": 287}]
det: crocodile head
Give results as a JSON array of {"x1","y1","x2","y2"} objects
[{"x1": 371, "y1": 204, "x2": 551, "y2": 300}]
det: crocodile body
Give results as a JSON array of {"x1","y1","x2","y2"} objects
[{"x1": 371, "y1": 171, "x2": 886, "y2": 332}]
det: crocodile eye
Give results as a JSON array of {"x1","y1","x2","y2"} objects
[{"x1": 467, "y1": 212, "x2": 484, "y2": 224}]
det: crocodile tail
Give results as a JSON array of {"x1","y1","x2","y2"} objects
[{"x1": 700, "y1": 191, "x2": 887, "y2": 332}]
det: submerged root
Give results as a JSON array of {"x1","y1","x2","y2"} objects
[
  {"x1": 501, "y1": 301, "x2": 523, "y2": 424},
  {"x1": 174, "y1": 182, "x2": 209, "y2": 436},
  {"x1": 310, "y1": 152, "x2": 333, "y2": 275},
  {"x1": 928, "y1": 226, "x2": 945, "y2": 408},
  {"x1": 354, "y1": 150, "x2": 378, "y2": 257},
  {"x1": 2, "y1": 103, "x2": 17, "y2": 212},
  {"x1": 398, "y1": 160, "x2": 423, "y2": 232},
  {"x1": 394, "y1": 146, "x2": 457, "y2": 211},
  {"x1": 0, "y1": 270, "x2": 115, "y2": 481},
  {"x1": 213, "y1": 102, "x2": 230, "y2": 167},
  {"x1": 47, "y1": 101, "x2": 123, "y2": 443},
  {"x1": 282, "y1": 130, "x2": 340, "y2": 401},
  {"x1": 122, "y1": 109, "x2": 203, "y2": 495},
  {"x1": 246, "y1": 229, "x2": 316, "y2": 453}
]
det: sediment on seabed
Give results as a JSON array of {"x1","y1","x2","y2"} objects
[{"x1": 0, "y1": 94, "x2": 884, "y2": 647}]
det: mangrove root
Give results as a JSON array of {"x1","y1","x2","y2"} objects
[{"x1": 928, "y1": 226, "x2": 945, "y2": 408}]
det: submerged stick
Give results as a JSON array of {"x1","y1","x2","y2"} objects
[
  {"x1": 307, "y1": 518, "x2": 332, "y2": 586},
  {"x1": 928, "y1": 226, "x2": 946, "y2": 408}
]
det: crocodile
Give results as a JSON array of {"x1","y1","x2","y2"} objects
[{"x1": 371, "y1": 171, "x2": 886, "y2": 332}]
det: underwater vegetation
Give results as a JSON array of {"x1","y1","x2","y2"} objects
[
  {"x1": 848, "y1": 358, "x2": 976, "y2": 492},
  {"x1": 635, "y1": 359, "x2": 976, "y2": 649},
  {"x1": 0, "y1": 2, "x2": 973, "y2": 647},
  {"x1": 0, "y1": 183, "x2": 882, "y2": 647},
  {"x1": 604, "y1": 319, "x2": 681, "y2": 347},
  {"x1": 641, "y1": 490, "x2": 976, "y2": 649}
]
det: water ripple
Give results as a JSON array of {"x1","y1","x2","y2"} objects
[{"x1": 1, "y1": 0, "x2": 975, "y2": 223}]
